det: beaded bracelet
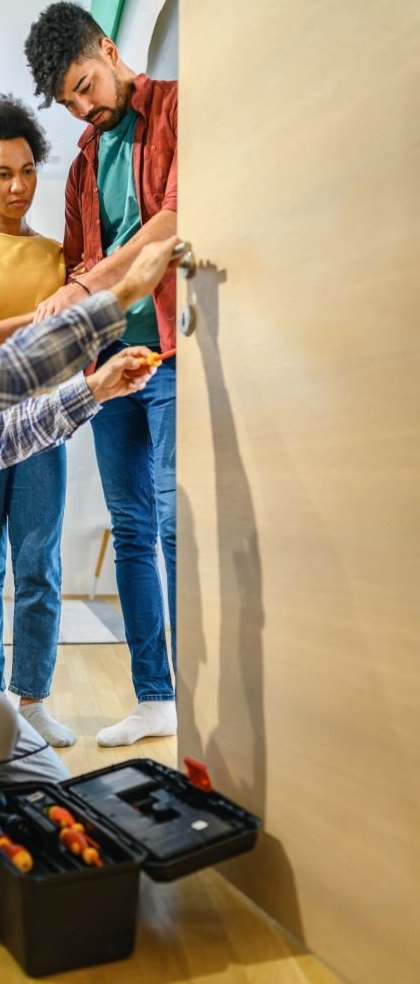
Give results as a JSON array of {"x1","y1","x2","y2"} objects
[{"x1": 70, "y1": 278, "x2": 92, "y2": 296}]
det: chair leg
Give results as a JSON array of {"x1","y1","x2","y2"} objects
[{"x1": 89, "y1": 527, "x2": 111, "y2": 600}]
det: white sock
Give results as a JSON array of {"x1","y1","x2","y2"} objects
[
  {"x1": 19, "y1": 703, "x2": 76, "y2": 747},
  {"x1": 96, "y1": 700, "x2": 177, "y2": 747}
]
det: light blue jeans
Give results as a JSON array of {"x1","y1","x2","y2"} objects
[
  {"x1": 91, "y1": 342, "x2": 176, "y2": 702},
  {"x1": 0, "y1": 446, "x2": 66, "y2": 699}
]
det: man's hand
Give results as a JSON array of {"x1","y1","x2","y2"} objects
[
  {"x1": 111, "y1": 236, "x2": 180, "y2": 312},
  {"x1": 86, "y1": 346, "x2": 158, "y2": 404}
]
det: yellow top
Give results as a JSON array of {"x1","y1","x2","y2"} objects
[{"x1": 0, "y1": 232, "x2": 65, "y2": 317}]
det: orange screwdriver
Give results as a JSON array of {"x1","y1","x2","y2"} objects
[
  {"x1": 125, "y1": 347, "x2": 177, "y2": 378},
  {"x1": 0, "y1": 831, "x2": 34, "y2": 873},
  {"x1": 138, "y1": 347, "x2": 176, "y2": 371}
]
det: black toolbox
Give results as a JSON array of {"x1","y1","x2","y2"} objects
[{"x1": 0, "y1": 757, "x2": 260, "y2": 977}]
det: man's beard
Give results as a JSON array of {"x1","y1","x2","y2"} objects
[{"x1": 87, "y1": 74, "x2": 130, "y2": 131}]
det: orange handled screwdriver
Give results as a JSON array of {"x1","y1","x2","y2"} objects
[
  {"x1": 47, "y1": 805, "x2": 77, "y2": 828},
  {"x1": 48, "y1": 804, "x2": 100, "y2": 843},
  {"x1": 59, "y1": 828, "x2": 103, "y2": 867},
  {"x1": 127, "y1": 347, "x2": 177, "y2": 377},
  {"x1": 0, "y1": 832, "x2": 34, "y2": 873},
  {"x1": 147, "y1": 347, "x2": 177, "y2": 364}
]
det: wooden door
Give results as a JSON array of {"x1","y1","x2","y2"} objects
[{"x1": 176, "y1": 4, "x2": 420, "y2": 984}]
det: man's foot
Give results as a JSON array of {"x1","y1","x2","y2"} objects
[
  {"x1": 96, "y1": 700, "x2": 177, "y2": 747},
  {"x1": 19, "y1": 702, "x2": 76, "y2": 747}
]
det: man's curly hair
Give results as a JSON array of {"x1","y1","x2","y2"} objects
[
  {"x1": 25, "y1": 2, "x2": 105, "y2": 108},
  {"x1": 0, "y1": 94, "x2": 50, "y2": 165}
]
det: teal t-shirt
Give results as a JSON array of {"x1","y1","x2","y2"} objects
[{"x1": 97, "y1": 109, "x2": 159, "y2": 346}]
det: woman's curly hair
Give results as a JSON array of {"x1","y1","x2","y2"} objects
[
  {"x1": 0, "y1": 95, "x2": 50, "y2": 165},
  {"x1": 25, "y1": 2, "x2": 105, "y2": 108}
]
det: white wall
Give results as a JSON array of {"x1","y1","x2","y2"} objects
[{"x1": 1, "y1": 0, "x2": 178, "y2": 596}]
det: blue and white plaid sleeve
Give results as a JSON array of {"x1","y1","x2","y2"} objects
[
  {"x1": 0, "y1": 291, "x2": 126, "y2": 409},
  {"x1": 0, "y1": 373, "x2": 100, "y2": 469}
]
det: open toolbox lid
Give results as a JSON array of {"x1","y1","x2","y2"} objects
[{"x1": 59, "y1": 756, "x2": 261, "y2": 882}]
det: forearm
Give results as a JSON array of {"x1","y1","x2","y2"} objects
[
  {"x1": 0, "y1": 292, "x2": 126, "y2": 409},
  {"x1": 77, "y1": 210, "x2": 176, "y2": 292},
  {"x1": 0, "y1": 373, "x2": 99, "y2": 468}
]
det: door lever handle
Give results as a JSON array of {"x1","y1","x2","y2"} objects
[{"x1": 171, "y1": 241, "x2": 197, "y2": 279}]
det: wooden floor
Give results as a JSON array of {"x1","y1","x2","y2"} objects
[{"x1": 1, "y1": 609, "x2": 345, "y2": 984}]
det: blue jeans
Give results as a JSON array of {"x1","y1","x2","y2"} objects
[
  {"x1": 91, "y1": 343, "x2": 176, "y2": 702},
  {"x1": 0, "y1": 445, "x2": 66, "y2": 699}
]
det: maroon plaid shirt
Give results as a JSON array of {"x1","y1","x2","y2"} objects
[{"x1": 63, "y1": 74, "x2": 177, "y2": 352}]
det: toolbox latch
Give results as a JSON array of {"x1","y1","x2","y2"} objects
[{"x1": 184, "y1": 757, "x2": 213, "y2": 792}]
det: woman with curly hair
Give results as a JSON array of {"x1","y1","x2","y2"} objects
[{"x1": 0, "y1": 94, "x2": 74, "y2": 747}]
